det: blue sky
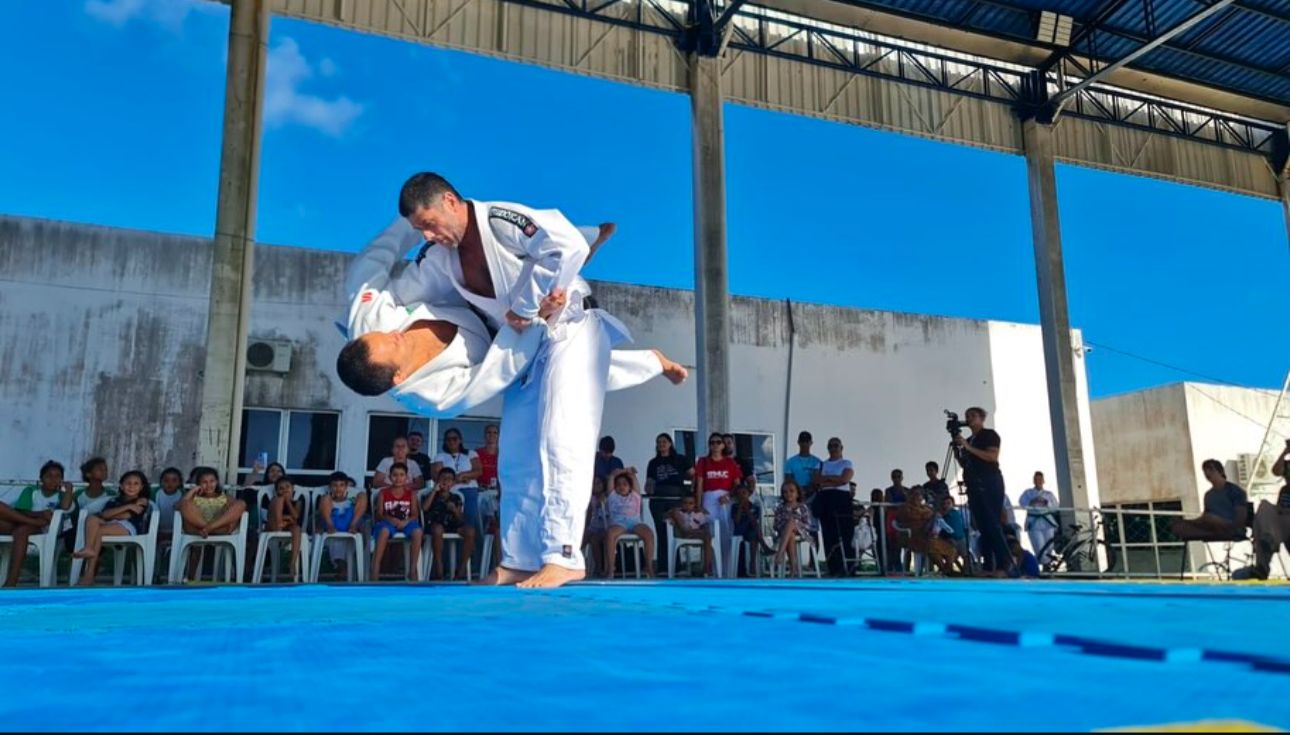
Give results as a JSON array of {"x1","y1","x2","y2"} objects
[{"x1": 2, "y1": 0, "x2": 1286, "y2": 398}]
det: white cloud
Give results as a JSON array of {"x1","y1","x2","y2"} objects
[
  {"x1": 265, "y1": 38, "x2": 364, "y2": 138},
  {"x1": 84, "y1": 0, "x2": 204, "y2": 32}
]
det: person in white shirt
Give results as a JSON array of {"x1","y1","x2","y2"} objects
[
  {"x1": 431, "y1": 427, "x2": 482, "y2": 530},
  {"x1": 373, "y1": 436, "x2": 425, "y2": 491},
  {"x1": 1018, "y1": 471, "x2": 1060, "y2": 564},
  {"x1": 812, "y1": 437, "x2": 856, "y2": 577}
]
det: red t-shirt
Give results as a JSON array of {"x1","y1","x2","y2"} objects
[
  {"x1": 476, "y1": 448, "x2": 499, "y2": 489},
  {"x1": 695, "y1": 457, "x2": 742, "y2": 494}
]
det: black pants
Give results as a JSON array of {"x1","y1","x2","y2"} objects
[
  {"x1": 817, "y1": 489, "x2": 855, "y2": 576},
  {"x1": 967, "y1": 476, "x2": 1012, "y2": 572}
]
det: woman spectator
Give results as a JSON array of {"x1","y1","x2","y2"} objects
[
  {"x1": 694, "y1": 431, "x2": 743, "y2": 578},
  {"x1": 773, "y1": 479, "x2": 816, "y2": 577},
  {"x1": 431, "y1": 428, "x2": 482, "y2": 529},
  {"x1": 604, "y1": 468, "x2": 655, "y2": 578},
  {"x1": 74, "y1": 470, "x2": 151, "y2": 585},
  {"x1": 373, "y1": 436, "x2": 425, "y2": 491},
  {"x1": 244, "y1": 460, "x2": 286, "y2": 488},
  {"x1": 0, "y1": 461, "x2": 75, "y2": 587},
  {"x1": 644, "y1": 433, "x2": 692, "y2": 497}
]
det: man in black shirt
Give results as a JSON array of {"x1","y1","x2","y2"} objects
[
  {"x1": 407, "y1": 431, "x2": 434, "y2": 480},
  {"x1": 953, "y1": 406, "x2": 1012, "y2": 576}
]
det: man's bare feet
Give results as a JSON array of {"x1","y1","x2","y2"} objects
[
  {"x1": 652, "y1": 350, "x2": 689, "y2": 385},
  {"x1": 475, "y1": 566, "x2": 535, "y2": 586},
  {"x1": 516, "y1": 563, "x2": 585, "y2": 589}
]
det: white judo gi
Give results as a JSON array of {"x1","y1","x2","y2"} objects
[
  {"x1": 1018, "y1": 486, "x2": 1060, "y2": 563},
  {"x1": 344, "y1": 214, "x2": 662, "y2": 572}
]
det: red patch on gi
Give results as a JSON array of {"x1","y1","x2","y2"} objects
[{"x1": 361, "y1": 291, "x2": 374, "y2": 303}]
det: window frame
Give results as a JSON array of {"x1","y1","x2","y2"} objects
[{"x1": 237, "y1": 407, "x2": 342, "y2": 477}]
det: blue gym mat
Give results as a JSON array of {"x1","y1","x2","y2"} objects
[{"x1": 1, "y1": 580, "x2": 1286, "y2": 731}]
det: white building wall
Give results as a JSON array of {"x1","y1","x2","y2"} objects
[
  {"x1": 0, "y1": 216, "x2": 1096, "y2": 500},
  {"x1": 1182, "y1": 383, "x2": 1279, "y2": 504}
]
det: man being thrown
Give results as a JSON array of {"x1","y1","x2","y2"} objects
[{"x1": 336, "y1": 173, "x2": 686, "y2": 589}]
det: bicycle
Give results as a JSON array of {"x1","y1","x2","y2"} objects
[{"x1": 1038, "y1": 513, "x2": 1117, "y2": 577}]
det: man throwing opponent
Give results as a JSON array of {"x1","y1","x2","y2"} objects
[{"x1": 336, "y1": 172, "x2": 687, "y2": 589}]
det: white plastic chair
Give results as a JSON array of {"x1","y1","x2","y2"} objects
[
  {"x1": 771, "y1": 524, "x2": 825, "y2": 579},
  {"x1": 68, "y1": 508, "x2": 160, "y2": 586},
  {"x1": 369, "y1": 488, "x2": 427, "y2": 582},
  {"x1": 252, "y1": 488, "x2": 313, "y2": 584},
  {"x1": 309, "y1": 488, "x2": 367, "y2": 582},
  {"x1": 666, "y1": 515, "x2": 721, "y2": 579},
  {"x1": 167, "y1": 504, "x2": 249, "y2": 584},
  {"x1": 0, "y1": 509, "x2": 66, "y2": 588},
  {"x1": 609, "y1": 498, "x2": 654, "y2": 579},
  {"x1": 423, "y1": 488, "x2": 474, "y2": 581}
]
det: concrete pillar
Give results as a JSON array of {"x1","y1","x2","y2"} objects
[
  {"x1": 196, "y1": 0, "x2": 270, "y2": 478},
  {"x1": 689, "y1": 53, "x2": 732, "y2": 443},
  {"x1": 1022, "y1": 118, "x2": 1091, "y2": 510}
]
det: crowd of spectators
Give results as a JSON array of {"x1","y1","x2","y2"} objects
[{"x1": 4, "y1": 411, "x2": 1287, "y2": 587}]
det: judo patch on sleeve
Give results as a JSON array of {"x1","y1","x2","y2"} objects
[{"x1": 489, "y1": 207, "x2": 539, "y2": 238}]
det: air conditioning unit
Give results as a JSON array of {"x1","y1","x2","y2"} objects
[{"x1": 246, "y1": 339, "x2": 293, "y2": 373}]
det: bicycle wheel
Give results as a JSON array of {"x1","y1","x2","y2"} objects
[
  {"x1": 1058, "y1": 537, "x2": 1117, "y2": 576},
  {"x1": 1037, "y1": 535, "x2": 1067, "y2": 577}
]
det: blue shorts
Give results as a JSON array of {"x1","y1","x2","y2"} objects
[
  {"x1": 373, "y1": 520, "x2": 421, "y2": 538},
  {"x1": 107, "y1": 520, "x2": 138, "y2": 536}
]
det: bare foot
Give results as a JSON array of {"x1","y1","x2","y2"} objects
[
  {"x1": 72, "y1": 549, "x2": 97, "y2": 560},
  {"x1": 474, "y1": 566, "x2": 535, "y2": 586},
  {"x1": 652, "y1": 350, "x2": 689, "y2": 385},
  {"x1": 588, "y1": 222, "x2": 617, "y2": 262},
  {"x1": 516, "y1": 563, "x2": 586, "y2": 589}
]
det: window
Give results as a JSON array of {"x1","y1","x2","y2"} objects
[
  {"x1": 237, "y1": 408, "x2": 340, "y2": 486},
  {"x1": 365, "y1": 414, "x2": 431, "y2": 474},
  {"x1": 673, "y1": 430, "x2": 776, "y2": 486},
  {"x1": 364, "y1": 414, "x2": 499, "y2": 486}
]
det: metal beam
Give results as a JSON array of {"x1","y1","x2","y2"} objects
[
  {"x1": 1050, "y1": 0, "x2": 1238, "y2": 111},
  {"x1": 197, "y1": 0, "x2": 269, "y2": 479},
  {"x1": 1022, "y1": 118, "x2": 1092, "y2": 512},
  {"x1": 689, "y1": 52, "x2": 732, "y2": 448},
  {"x1": 1037, "y1": 0, "x2": 1134, "y2": 75}
]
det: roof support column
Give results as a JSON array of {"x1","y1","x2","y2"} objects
[
  {"x1": 197, "y1": 0, "x2": 270, "y2": 478},
  {"x1": 1022, "y1": 117, "x2": 1091, "y2": 512},
  {"x1": 689, "y1": 50, "x2": 731, "y2": 442}
]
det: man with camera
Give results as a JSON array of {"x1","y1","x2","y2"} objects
[{"x1": 951, "y1": 407, "x2": 1013, "y2": 577}]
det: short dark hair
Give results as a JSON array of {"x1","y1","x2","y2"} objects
[
  {"x1": 409, "y1": 431, "x2": 424, "y2": 439},
  {"x1": 599, "y1": 436, "x2": 615, "y2": 453},
  {"x1": 328, "y1": 471, "x2": 349, "y2": 485},
  {"x1": 891, "y1": 469, "x2": 903, "y2": 478},
  {"x1": 160, "y1": 467, "x2": 184, "y2": 483},
  {"x1": 1201, "y1": 459, "x2": 1226, "y2": 477},
  {"x1": 39, "y1": 460, "x2": 65, "y2": 480},
  {"x1": 398, "y1": 172, "x2": 460, "y2": 217},
  {"x1": 926, "y1": 461, "x2": 939, "y2": 471},
  {"x1": 438, "y1": 467, "x2": 457, "y2": 481},
  {"x1": 336, "y1": 339, "x2": 396, "y2": 396},
  {"x1": 274, "y1": 476, "x2": 293, "y2": 490},
  {"x1": 389, "y1": 461, "x2": 409, "y2": 475},
  {"x1": 966, "y1": 406, "x2": 988, "y2": 420},
  {"x1": 797, "y1": 431, "x2": 812, "y2": 443},
  {"x1": 80, "y1": 456, "x2": 107, "y2": 481}
]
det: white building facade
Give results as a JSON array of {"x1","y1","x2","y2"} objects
[{"x1": 0, "y1": 215, "x2": 1099, "y2": 511}]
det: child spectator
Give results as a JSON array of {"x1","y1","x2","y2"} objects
[
  {"x1": 318, "y1": 471, "x2": 368, "y2": 581},
  {"x1": 154, "y1": 467, "x2": 186, "y2": 542},
  {"x1": 584, "y1": 475, "x2": 611, "y2": 577},
  {"x1": 371, "y1": 462, "x2": 423, "y2": 581},
  {"x1": 0, "y1": 461, "x2": 75, "y2": 587},
  {"x1": 668, "y1": 495, "x2": 714, "y2": 577},
  {"x1": 76, "y1": 457, "x2": 116, "y2": 515},
  {"x1": 1009, "y1": 537, "x2": 1040, "y2": 579},
  {"x1": 177, "y1": 467, "x2": 247, "y2": 580},
  {"x1": 731, "y1": 478, "x2": 770, "y2": 576},
  {"x1": 773, "y1": 479, "x2": 816, "y2": 577},
  {"x1": 74, "y1": 471, "x2": 151, "y2": 585},
  {"x1": 604, "y1": 468, "x2": 655, "y2": 578},
  {"x1": 422, "y1": 468, "x2": 476, "y2": 580},
  {"x1": 266, "y1": 476, "x2": 305, "y2": 579}
]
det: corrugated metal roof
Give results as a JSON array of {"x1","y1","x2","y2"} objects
[{"x1": 835, "y1": 0, "x2": 1290, "y2": 105}]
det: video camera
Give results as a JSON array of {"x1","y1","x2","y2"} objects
[{"x1": 944, "y1": 410, "x2": 968, "y2": 436}]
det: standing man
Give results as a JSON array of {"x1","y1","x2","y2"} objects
[
  {"x1": 953, "y1": 407, "x2": 1012, "y2": 577},
  {"x1": 722, "y1": 433, "x2": 755, "y2": 482},
  {"x1": 1018, "y1": 471, "x2": 1059, "y2": 564},
  {"x1": 783, "y1": 431, "x2": 822, "y2": 510},
  {"x1": 885, "y1": 469, "x2": 908, "y2": 506},
  {"x1": 407, "y1": 431, "x2": 434, "y2": 480},
  {"x1": 398, "y1": 172, "x2": 685, "y2": 588},
  {"x1": 812, "y1": 438, "x2": 856, "y2": 576}
]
